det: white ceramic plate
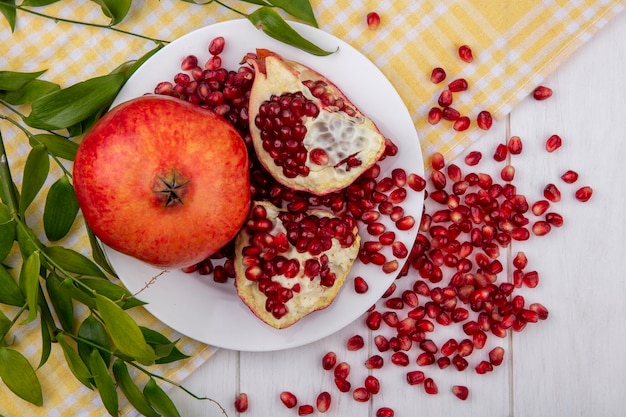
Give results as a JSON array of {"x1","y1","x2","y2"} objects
[{"x1": 107, "y1": 19, "x2": 424, "y2": 351}]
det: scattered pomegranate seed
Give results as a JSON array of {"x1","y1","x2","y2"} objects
[
  {"x1": 546, "y1": 212, "x2": 564, "y2": 227},
  {"x1": 428, "y1": 107, "x2": 443, "y2": 125},
  {"x1": 316, "y1": 391, "x2": 331, "y2": 413},
  {"x1": 448, "y1": 78, "x2": 468, "y2": 92},
  {"x1": 364, "y1": 375, "x2": 381, "y2": 394},
  {"x1": 477, "y1": 110, "x2": 493, "y2": 130},
  {"x1": 508, "y1": 136, "x2": 523, "y2": 154},
  {"x1": 438, "y1": 90, "x2": 453, "y2": 107},
  {"x1": 376, "y1": 407, "x2": 395, "y2": 417},
  {"x1": 545, "y1": 134, "x2": 562, "y2": 152},
  {"x1": 513, "y1": 251, "x2": 528, "y2": 269},
  {"x1": 489, "y1": 346, "x2": 505, "y2": 366},
  {"x1": 334, "y1": 362, "x2": 350, "y2": 380},
  {"x1": 298, "y1": 404, "x2": 314, "y2": 415},
  {"x1": 424, "y1": 378, "x2": 438, "y2": 394},
  {"x1": 406, "y1": 370, "x2": 425, "y2": 385},
  {"x1": 442, "y1": 106, "x2": 461, "y2": 121},
  {"x1": 234, "y1": 393, "x2": 248, "y2": 412},
  {"x1": 430, "y1": 67, "x2": 447, "y2": 84},
  {"x1": 575, "y1": 186, "x2": 593, "y2": 202},
  {"x1": 366, "y1": 12, "x2": 381, "y2": 30},
  {"x1": 452, "y1": 385, "x2": 469, "y2": 400},
  {"x1": 500, "y1": 165, "x2": 515, "y2": 182},
  {"x1": 321, "y1": 351, "x2": 337, "y2": 370},
  {"x1": 543, "y1": 183, "x2": 562, "y2": 202},
  {"x1": 475, "y1": 360, "x2": 494, "y2": 374},
  {"x1": 531, "y1": 200, "x2": 550, "y2": 216},
  {"x1": 533, "y1": 85, "x2": 553, "y2": 100},
  {"x1": 346, "y1": 335, "x2": 365, "y2": 351},
  {"x1": 453, "y1": 116, "x2": 470, "y2": 131},
  {"x1": 353, "y1": 276, "x2": 369, "y2": 293},
  {"x1": 208, "y1": 36, "x2": 225, "y2": 55},
  {"x1": 458, "y1": 45, "x2": 474, "y2": 62},
  {"x1": 561, "y1": 170, "x2": 579, "y2": 184},
  {"x1": 280, "y1": 391, "x2": 298, "y2": 409},
  {"x1": 532, "y1": 220, "x2": 551, "y2": 236},
  {"x1": 352, "y1": 387, "x2": 371, "y2": 402},
  {"x1": 464, "y1": 151, "x2": 482, "y2": 166}
]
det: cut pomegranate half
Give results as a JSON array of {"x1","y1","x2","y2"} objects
[
  {"x1": 247, "y1": 49, "x2": 387, "y2": 195},
  {"x1": 234, "y1": 201, "x2": 360, "y2": 329}
]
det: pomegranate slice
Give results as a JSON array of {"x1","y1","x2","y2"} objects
[
  {"x1": 234, "y1": 201, "x2": 360, "y2": 328},
  {"x1": 247, "y1": 49, "x2": 387, "y2": 195}
]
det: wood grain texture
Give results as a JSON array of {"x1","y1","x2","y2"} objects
[{"x1": 170, "y1": 10, "x2": 626, "y2": 417}]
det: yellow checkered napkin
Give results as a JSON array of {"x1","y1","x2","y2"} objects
[{"x1": 0, "y1": 0, "x2": 623, "y2": 415}]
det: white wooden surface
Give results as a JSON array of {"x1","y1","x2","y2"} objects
[{"x1": 169, "y1": 10, "x2": 626, "y2": 417}]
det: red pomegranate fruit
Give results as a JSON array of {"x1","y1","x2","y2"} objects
[
  {"x1": 247, "y1": 49, "x2": 387, "y2": 196},
  {"x1": 234, "y1": 201, "x2": 361, "y2": 328},
  {"x1": 73, "y1": 95, "x2": 251, "y2": 269}
]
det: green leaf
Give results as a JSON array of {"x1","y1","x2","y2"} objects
[
  {"x1": 29, "y1": 134, "x2": 78, "y2": 161},
  {"x1": 79, "y1": 277, "x2": 145, "y2": 309},
  {"x1": 77, "y1": 315, "x2": 110, "y2": 366},
  {"x1": 144, "y1": 378, "x2": 181, "y2": 417},
  {"x1": 38, "y1": 317, "x2": 52, "y2": 369},
  {"x1": 0, "y1": 347, "x2": 43, "y2": 406},
  {"x1": 45, "y1": 273, "x2": 74, "y2": 332},
  {"x1": 56, "y1": 333, "x2": 93, "y2": 389},
  {"x1": 22, "y1": 0, "x2": 61, "y2": 6},
  {"x1": 88, "y1": 349, "x2": 119, "y2": 416},
  {"x1": 18, "y1": 144, "x2": 49, "y2": 216},
  {"x1": 19, "y1": 251, "x2": 40, "y2": 325},
  {"x1": 248, "y1": 7, "x2": 335, "y2": 56},
  {"x1": 140, "y1": 327, "x2": 190, "y2": 364},
  {"x1": 91, "y1": 0, "x2": 131, "y2": 26},
  {"x1": 44, "y1": 175, "x2": 79, "y2": 241},
  {"x1": 0, "y1": 264, "x2": 23, "y2": 307},
  {"x1": 0, "y1": 79, "x2": 59, "y2": 105},
  {"x1": 0, "y1": 70, "x2": 46, "y2": 92},
  {"x1": 0, "y1": 202, "x2": 15, "y2": 262},
  {"x1": 87, "y1": 227, "x2": 117, "y2": 277},
  {"x1": 267, "y1": 0, "x2": 318, "y2": 27},
  {"x1": 95, "y1": 294, "x2": 157, "y2": 365},
  {"x1": 0, "y1": 1, "x2": 16, "y2": 33},
  {"x1": 112, "y1": 360, "x2": 160, "y2": 417},
  {"x1": 16, "y1": 223, "x2": 43, "y2": 259},
  {"x1": 43, "y1": 246, "x2": 107, "y2": 278},
  {"x1": 24, "y1": 72, "x2": 126, "y2": 130},
  {"x1": 0, "y1": 309, "x2": 12, "y2": 341}
]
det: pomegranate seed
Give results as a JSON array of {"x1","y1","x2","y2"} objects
[
  {"x1": 453, "y1": 116, "x2": 470, "y2": 131},
  {"x1": 475, "y1": 360, "x2": 493, "y2": 374},
  {"x1": 407, "y1": 173, "x2": 426, "y2": 192},
  {"x1": 532, "y1": 220, "x2": 551, "y2": 236},
  {"x1": 366, "y1": 311, "x2": 382, "y2": 330},
  {"x1": 546, "y1": 212, "x2": 564, "y2": 227},
  {"x1": 180, "y1": 55, "x2": 198, "y2": 71},
  {"x1": 477, "y1": 110, "x2": 493, "y2": 130},
  {"x1": 424, "y1": 378, "x2": 438, "y2": 394},
  {"x1": 500, "y1": 165, "x2": 515, "y2": 181},
  {"x1": 298, "y1": 404, "x2": 314, "y2": 415},
  {"x1": 365, "y1": 354, "x2": 384, "y2": 369},
  {"x1": 234, "y1": 393, "x2": 248, "y2": 412},
  {"x1": 334, "y1": 378, "x2": 351, "y2": 393},
  {"x1": 430, "y1": 67, "x2": 447, "y2": 84},
  {"x1": 489, "y1": 346, "x2": 505, "y2": 365},
  {"x1": 316, "y1": 392, "x2": 331, "y2": 413},
  {"x1": 353, "y1": 387, "x2": 370, "y2": 402},
  {"x1": 513, "y1": 251, "x2": 528, "y2": 269},
  {"x1": 364, "y1": 375, "x2": 381, "y2": 394},
  {"x1": 376, "y1": 407, "x2": 395, "y2": 417},
  {"x1": 428, "y1": 107, "x2": 443, "y2": 125},
  {"x1": 493, "y1": 143, "x2": 507, "y2": 161},
  {"x1": 575, "y1": 186, "x2": 593, "y2": 202},
  {"x1": 533, "y1": 85, "x2": 553, "y2": 100},
  {"x1": 438, "y1": 90, "x2": 453, "y2": 107},
  {"x1": 374, "y1": 335, "x2": 390, "y2": 352},
  {"x1": 366, "y1": 12, "x2": 381, "y2": 30},
  {"x1": 543, "y1": 183, "x2": 561, "y2": 202},
  {"x1": 442, "y1": 106, "x2": 460, "y2": 121},
  {"x1": 458, "y1": 45, "x2": 474, "y2": 62},
  {"x1": 452, "y1": 385, "x2": 469, "y2": 400},
  {"x1": 416, "y1": 352, "x2": 436, "y2": 366},
  {"x1": 529, "y1": 302, "x2": 549, "y2": 320},
  {"x1": 346, "y1": 335, "x2": 365, "y2": 351},
  {"x1": 561, "y1": 170, "x2": 579, "y2": 183},
  {"x1": 396, "y1": 215, "x2": 416, "y2": 230},
  {"x1": 280, "y1": 391, "x2": 298, "y2": 408},
  {"x1": 431, "y1": 152, "x2": 445, "y2": 170},
  {"x1": 508, "y1": 136, "x2": 523, "y2": 154},
  {"x1": 545, "y1": 134, "x2": 562, "y2": 152},
  {"x1": 457, "y1": 339, "x2": 474, "y2": 357},
  {"x1": 391, "y1": 351, "x2": 410, "y2": 366},
  {"x1": 354, "y1": 276, "x2": 369, "y2": 293},
  {"x1": 406, "y1": 370, "x2": 425, "y2": 385},
  {"x1": 322, "y1": 351, "x2": 337, "y2": 370},
  {"x1": 464, "y1": 151, "x2": 482, "y2": 166},
  {"x1": 448, "y1": 78, "x2": 468, "y2": 92},
  {"x1": 452, "y1": 355, "x2": 469, "y2": 371},
  {"x1": 523, "y1": 271, "x2": 539, "y2": 288},
  {"x1": 532, "y1": 200, "x2": 550, "y2": 216},
  {"x1": 334, "y1": 362, "x2": 350, "y2": 379},
  {"x1": 208, "y1": 36, "x2": 225, "y2": 55}
]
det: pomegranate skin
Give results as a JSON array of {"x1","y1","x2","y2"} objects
[{"x1": 73, "y1": 95, "x2": 250, "y2": 269}]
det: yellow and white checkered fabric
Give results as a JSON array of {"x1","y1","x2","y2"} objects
[{"x1": 0, "y1": 0, "x2": 623, "y2": 415}]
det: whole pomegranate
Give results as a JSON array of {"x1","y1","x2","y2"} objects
[
  {"x1": 247, "y1": 49, "x2": 387, "y2": 196},
  {"x1": 73, "y1": 95, "x2": 251, "y2": 269}
]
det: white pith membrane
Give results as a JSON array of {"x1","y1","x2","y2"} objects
[
  {"x1": 234, "y1": 201, "x2": 360, "y2": 329},
  {"x1": 248, "y1": 50, "x2": 387, "y2": 195}
]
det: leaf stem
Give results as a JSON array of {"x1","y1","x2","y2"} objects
[{"x1": 9, "y1": 4, "x2": 170, "y2": 44}]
